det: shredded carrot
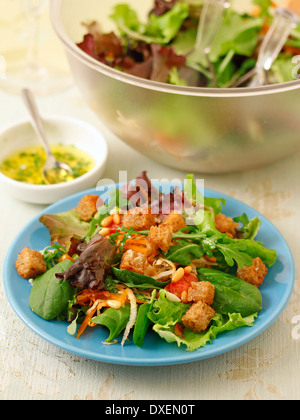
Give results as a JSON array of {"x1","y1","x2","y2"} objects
[
  {"x1": 283, "y1": 46, "x2": 300, "y2": 56},
  {"x1": 75, "y1": 288, "x2": 130, "y2": 339},
  {"x1": 59, "y1": 254, "x2": 75, "y2": 263},
  {"x1": 76, "y1": 300, "x2": 101, "y2": 339},
  {"x1": 76, "y1": 289, "x2": 111, "y2": 306},
  {"x1": 123, "y1": 238, "x2": 150, "y2": 254}
]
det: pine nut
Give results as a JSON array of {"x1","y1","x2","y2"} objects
[
  {"x1": 101, "y1": 215, "x2": 113, "y2": 227},
  {"x1": 181, "y1": 290, "x2": 188, "y2": 303},
  {"x1": 99, "y1": 228, "x2": 111, "y2": 236},
  {"x1": 184, "y1": 265, "x2": 192, "y2": 274},
  {"x1": 107, "y1": 300, "x2": 122, "y2": 310},
  {"x1": 171, "y1": 267, "x2": 185, "y2": 283},
  {"x1": 113, "y1": 213, "x2": 121, "y2": 225}
]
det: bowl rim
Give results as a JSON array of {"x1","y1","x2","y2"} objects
[
  {"x1": 0, "y1": 115, "x2": 108, "y2": 191},
  {"x1": 50, "y1": 0, "x2": 300, "y2": 98}
]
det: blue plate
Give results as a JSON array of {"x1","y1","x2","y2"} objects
[{"x1": 3, "y1": 185, "x2": 295, "y2": 366}]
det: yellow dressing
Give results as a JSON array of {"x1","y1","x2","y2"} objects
[{"x1": 0, "y1": 144, "x2": 95, "y2": 185}]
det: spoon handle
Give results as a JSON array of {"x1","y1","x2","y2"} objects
[
  {"x1": 195, "y1": 0, "x2": 230, "y2": 55},
  {"x1": 21, "y1": 88, "x2": 53, "y2": 157},
  {"x1": 249, "y1": 7, "x2": 299, "y2": 87}
]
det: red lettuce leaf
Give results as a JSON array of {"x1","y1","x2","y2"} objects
[{"x1": 56, "y1": 234, "x2": 117, "y2": 290}]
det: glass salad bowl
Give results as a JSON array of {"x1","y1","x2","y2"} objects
[{"x1": 50, "y1": 0, "x2": 300, "y2": 173}]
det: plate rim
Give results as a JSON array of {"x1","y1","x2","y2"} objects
[{"x1": 2, "y1": 184, "x2": 295, "y2": 366}]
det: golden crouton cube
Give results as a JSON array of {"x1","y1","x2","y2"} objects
[
  {"x1": 237, "y1": 257, "x2": 268, "y2": 287},
  {"x1": 15, "y1": 247, "x2": 47, "y2": 279},
  {"x1": 120, "y1": 249, "x2": 149, "y2": 274},
  {"x1": 181, "y1": 301, "x2": 215, "y2": 333},
  {"x1": 187, "y1": 281, "x2": 215, "y2": 305},
  {"x1": 162, "y1": 211, "x2": 186, "y2": 233},
  {"x1": 76, "y1": 195, "x2": 101, "y2": 221},
  {"x1": 123, "y1": 207, "x2": 156, "y2": 231},
  {"x1": 280, "y1": 0, "x2": 300, "y2": 15},
  {"x1": 147, "y1": 224, "x2": 173, "y2": 253},
  {"x1": 214, "y1": 213, "x2": 238, "y2": 238}
]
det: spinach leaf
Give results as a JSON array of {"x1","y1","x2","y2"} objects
[
  {"x1": 133, "y1": 290, "x2": 156, "y2": 348},
  {"x1": 165, "y1": 239, "x2": 204, "y2": 265},
  {"x1": 92, "y1": 304, "x2": 130, "y2": 342},
  {"x1": 197, "y1": 268, "x2": 263, "y2": 317},
  {"x1": 29, "y1": 260, "x2": 76, "y2": 321},
  {"x1": 111, "y1": 267, "x2": 170, "y2": 290}
]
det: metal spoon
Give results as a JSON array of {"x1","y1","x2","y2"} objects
[
  {"x1": 193, "y1": 0, "x2": 230, "y2": 86},
  {"x1": 21, "y1": 88, "x2": 74, "y2": 185},
  {"x1": 235, "y1": 7, "x2": 299, "y2": 87}
]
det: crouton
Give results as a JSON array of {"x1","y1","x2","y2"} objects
[
  {"x1": 123, "y1": 207, "x2": 156, "y2": 231},
  {"x1": 15, "y1": 247, "x2": 47, "y2": 279},
  {"x1": 162, "y1": 211, "x2": 186, "y2": 233},
  {"x1": 147, "y1": 224, "x2": 173, "y2": 253},
  {"x1": 120, "y1": 249, "x2": 149, "y2": 274},
  {"x1": 123, "y1": 234, "x2": 157, "y2": 257},
  {"x1": 237, "y1": 257, "x2": 268, "y2": 287},
  {"x1": 181, "y1": 301, "x2": 215, "y2": 333},
  {"x1": 187, "y1": 281, "x2": 215, "y2": 305},
  {"x1": 280, "y1": 0, "x2": 300, "y2": 15},
  {"x1": 76, "y1": 195, "x2": 101, "y2": 221},
  {"x1": 215, "y1": 213, "x2": 238, "y2": 238},
  {"x1": 120, "y1": 249, "x2": 157, "y2": 277}
]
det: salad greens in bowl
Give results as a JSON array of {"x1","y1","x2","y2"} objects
[
  {"x1": 76, "y1": 0, "x2": 300, "y2": 88},
  {"x1": 50, "y1": 0, "x2": 300, "y2": 173},
  {"x1": 11, "y1": 172, "x2": 281, "y2": 355}
]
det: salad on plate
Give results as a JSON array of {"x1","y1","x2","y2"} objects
[
  {"x1": 14, "y1": 173, "x2": 277, "y2": 352},
  {"x1": 77, "y1": 0, "x2": 300, "y2": 88}
]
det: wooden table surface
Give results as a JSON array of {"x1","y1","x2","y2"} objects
[
  {"x1": 0, "y1": 85, "x2": 299, "y2": 401},
  {"x1": 0, "y1": 0, "x2": 299, "y2": 400}
]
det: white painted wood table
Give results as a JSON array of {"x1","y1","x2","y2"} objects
[{"x1": 0, "y1": 85, "x2": 299, "y2": 401}]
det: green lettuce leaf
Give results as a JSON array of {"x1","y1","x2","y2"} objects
[
  {"x1": 148, "y1": 289, "x2": 190, "y2": 325},
  {"x1": 147, "y1": 2, "x2": 189, "y2": 43},
  {"x1": 110, "y1": 2, "x2": 189, "y2": 45},
  {"x1": 233, "y1": 213, "x2": 261, "y2": 240},
  {"x1": 153, "y1": 312, "x2": 257, "y2": 352},
  {"x1": 40, "y1": 209, "x2": 90, "y2": 247},
  {"x1": 110, "y1": 4, "x2": 142, "y2": 33},
  {"x1": 210, "y1": 11, "x2": 263, "y2": 61}
]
